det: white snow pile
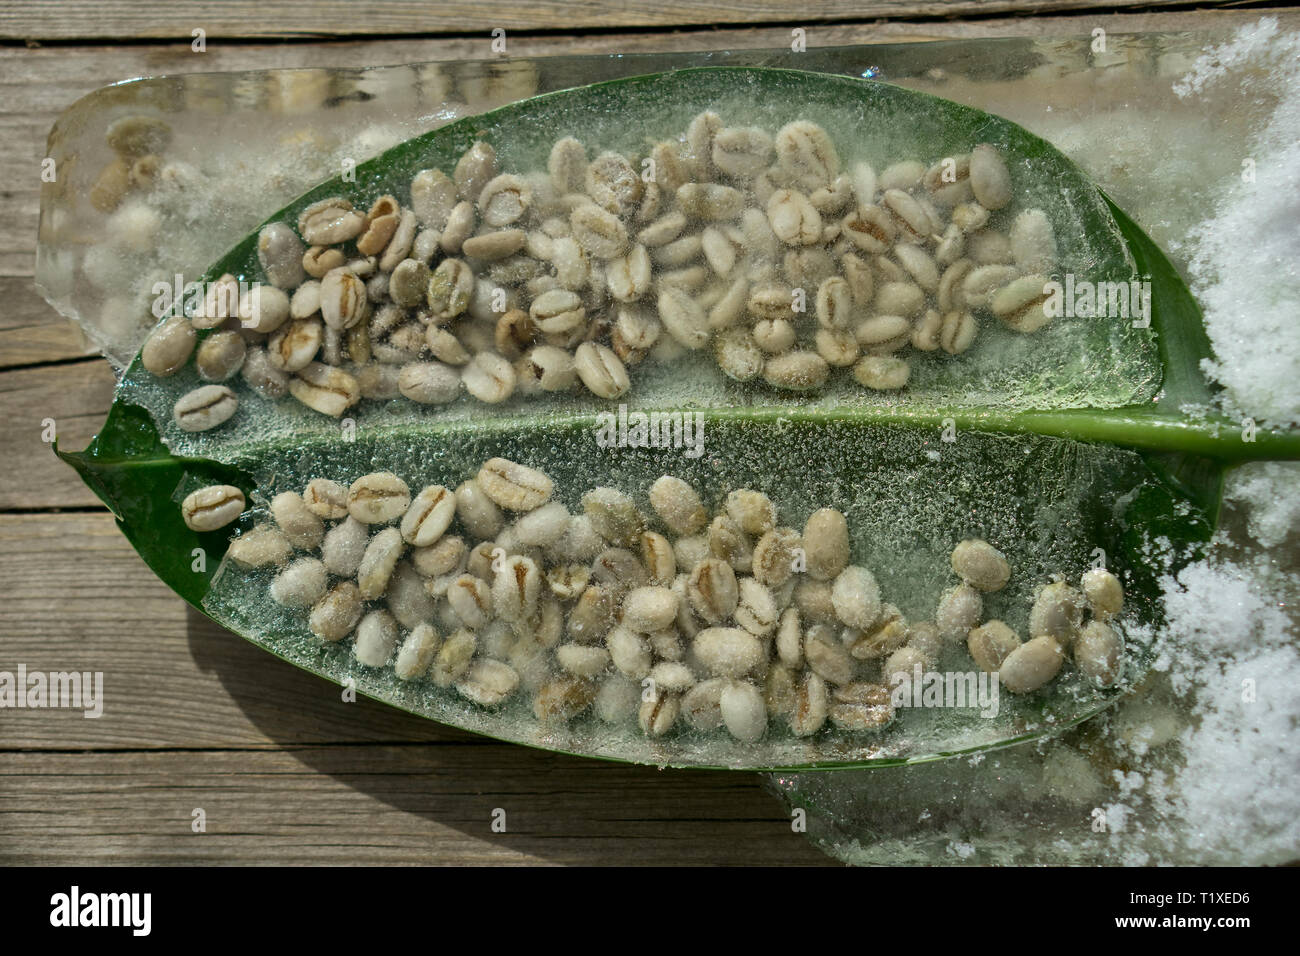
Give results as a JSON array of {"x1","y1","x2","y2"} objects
[
  {"x1": 1154, "y1": 529, "x2": 1299, "y2": 863},
  {"x1": 1176, "y1": 17, "x2": 1300, "y2": 428}
]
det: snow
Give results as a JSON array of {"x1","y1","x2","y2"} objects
[{"x1": 1177, "y1": 18, "x2": 1300, "y2": 428}]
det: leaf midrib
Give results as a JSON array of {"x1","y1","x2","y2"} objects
[{"x1": 93, "y1": 404, "x2": 1295, "y2": 466}]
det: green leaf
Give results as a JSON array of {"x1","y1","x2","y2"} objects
[
  {"x1": 57, "y1": 67, "x2": 1300, "y2": 770},
  {"x1": 57, "y1": 402, "x2": 251, "y2": 608}
]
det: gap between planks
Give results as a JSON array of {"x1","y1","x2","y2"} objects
[{"x1": 0, "y1": 1, "x2": 1249, "y2": 42}]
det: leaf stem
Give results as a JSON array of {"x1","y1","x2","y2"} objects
[
  {"x1": 371, "y1": 404, "x2": 1300, "y2": 464},
  {"x1": 994, "y1": 407, "x2": 1299, "y2": 461}
]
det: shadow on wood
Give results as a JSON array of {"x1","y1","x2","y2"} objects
[{"x1": 183, "y1": 606, "x2": 833, "y2": 864}]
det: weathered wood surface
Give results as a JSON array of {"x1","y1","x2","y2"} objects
[
  {"x1": 0, "y1": 750, "x2": 825, "y2": 865},
  {"x1": 0, "y1": 1, "x2": 1247, "y2": 42}
]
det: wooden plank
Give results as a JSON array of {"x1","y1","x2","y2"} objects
[
  {"x1": 0, "y1": 278, "x2": 95, "y2": 367},
  {"x1": 0, "y1": 748, "x2": 831, "y2": 864},
  {"x1": 0, "y1": 1, "x2": 1232, "y2": 42},
  {"x1": 0, "y1": 512, "x2": 478, "y2": 748},
  {"x1": 0, "y1": 361, "x2": 115, "y2": 510}
]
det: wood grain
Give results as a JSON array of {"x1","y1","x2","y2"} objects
[
  {"x1": 0, "y1": 749, "x2": 831, "y2": 864},
  {"x1": 0, "y1": 1, "x2": 1230, "y2": 42},
  {"x1": 0, "y1": 360, "x2": 115, "y2": 510},
  {"x1": 0, "y1": 512, "x2": 464, "y2": 748},
  {"x1": 0, "y1": 278, "x2": 95, "y2": 367}
]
